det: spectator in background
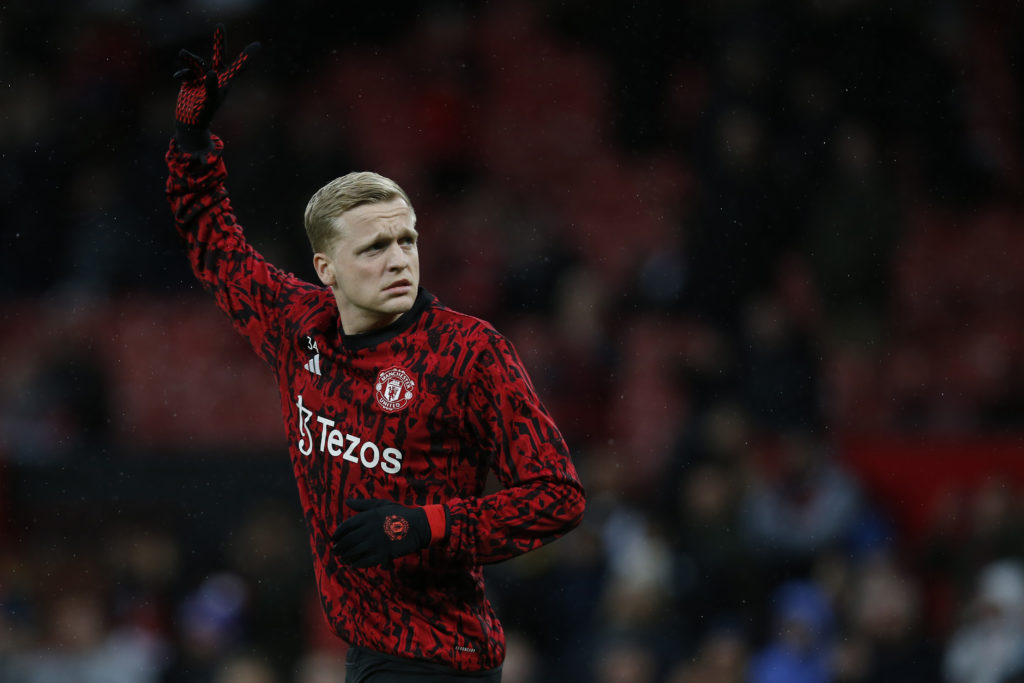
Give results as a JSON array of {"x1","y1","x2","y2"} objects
[
  {"x1": 833, "y1": 554, "x2": 942, "y2": 682},
  {"x1": 944, "y1": 559, "x2": 1024, "y2": 683},
  {"x1": 958, "y1": 477, "x2": 1024, "y2": 584},
  {"x1": 163, "y1": 573, "x2": 249, "y2": 683},
  {"x1": 293, "y1": 651, "x2": 348, "y2": 683},
  {"x1": 1, "y1": 589, "x2": 165, "y2": 683},
  {"x1": 748, "y1": 580, "x2": 835, "y2": 683},
  {"x1": 670, "y1": 459, "x2": 756, "y2": 642},
  {"x1": 494, "y1": 631, "x2": 541, "y2": 683},
  {"x1": 0, "y1": 342, "x2": 112, "y2": 464},
  {"x1": 737, "y1": 292, "x2": 821, "y2": 434},
  {"x1": 222, "y1": 501, "x2": 310, "y2": 676},
  {"x1": 591, "y1": 506, "x2": 679, "y2": 676},
  {"x1": 801, "y1": 119, "x2": 900, "y2": 341},
  {"x1": 739, "y1": 430, "x2": 866, "y2": 576},
  {"x1": 920, "y1": 476, "x2": 1024, "y2": 637},
  {"x1": 593, "y1": 636, "x2": 660, "y2": 683},
  {"x1": 665, "y1": 622, "x2": 749, "y2": 683},
  {"x1": 213, "y1": 653, "x2": 279, "y2": 683}
]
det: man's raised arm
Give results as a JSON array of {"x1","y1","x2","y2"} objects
[{"x1": 165, "y1": 26, "x2": 301, "y2": 365}]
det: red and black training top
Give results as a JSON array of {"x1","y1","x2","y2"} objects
[{"x1": 165, "y1": 136, "x2": 585, "y2": 672}]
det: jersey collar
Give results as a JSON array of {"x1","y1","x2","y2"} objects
[{"x1": 340, "y1": 287, "x2": 434, "y2": 351}]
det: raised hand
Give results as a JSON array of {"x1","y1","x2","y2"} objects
[{"x1": 173, "y1": 24, "x2": 260, "y2": 150}]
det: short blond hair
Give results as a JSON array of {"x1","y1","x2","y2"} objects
[{"x1": 303, "y1": 172, "x2": 415, "y2": 253}]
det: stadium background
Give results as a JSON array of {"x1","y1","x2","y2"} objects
[{"x1": 2, "y1": 0, "x2": 1024, "y2": 681}]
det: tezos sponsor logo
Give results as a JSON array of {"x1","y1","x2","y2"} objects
[{"x1": 295, "y1": 394, "x2": 403, "y2": 473}]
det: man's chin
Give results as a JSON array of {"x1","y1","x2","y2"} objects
[{"x1": 380, "y1": 292, "x2": 416, "y2": 314}]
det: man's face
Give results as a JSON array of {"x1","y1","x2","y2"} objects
[{"x1": 314, "y1": 197, "x2": 419, "y2": 335}]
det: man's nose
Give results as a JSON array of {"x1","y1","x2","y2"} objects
[{"x1": 386, "y1": 243, "x2": 410, "y2": 269}]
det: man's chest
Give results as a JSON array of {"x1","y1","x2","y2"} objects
[{"x1": 278, "y1": 329, "x2": 469, "y2": 479}]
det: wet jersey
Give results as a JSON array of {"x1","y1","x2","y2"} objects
[{"x1": 165, "y1": 136, "x2": 585, "y2": 672}]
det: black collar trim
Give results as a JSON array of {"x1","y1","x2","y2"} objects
[{"x1": 340, "y1": 288, "x2": 435, "y2": 351}]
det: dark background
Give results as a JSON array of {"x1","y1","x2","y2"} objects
[{"x1": 3, "y1": 1, "x2": 1024, "y2": 681}]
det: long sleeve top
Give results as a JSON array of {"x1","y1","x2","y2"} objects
[{"x1": 165, "y1": 136, "x2": 585, "y2": 671}]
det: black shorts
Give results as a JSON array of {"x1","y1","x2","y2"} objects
[{"x1": 345, "y1": 646, "x2": 503, "y2": 683}]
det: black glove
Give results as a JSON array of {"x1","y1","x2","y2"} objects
[
  {"x1": 333, "y1": 498, "x2": 431, "y2": 569},
  {"x1": 173, "y1": 24, "x2": 260, "y2": 151}
]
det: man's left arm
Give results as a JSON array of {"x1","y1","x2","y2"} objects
[
  {"x1": 330, "y1": 327, "x2": 585, "y2": 569},
  {"x1": 439, "y1": 327, "x2": 586, "y2": 566}
]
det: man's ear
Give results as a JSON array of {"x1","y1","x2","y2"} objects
[{"x1": 313, "y1": 253, "x2": 335, "y2": 287}]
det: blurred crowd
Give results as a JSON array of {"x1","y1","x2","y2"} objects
[{"x1": 3, "y1": 0, "x2": 1024, "y2": 681}]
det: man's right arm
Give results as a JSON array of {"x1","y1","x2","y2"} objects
[
  {"x1": 165, "y1": 26, "x2": 308, "y2": 365},
  {"x1": 165, "y1": 135, "x2": 294, "y2": 365}
]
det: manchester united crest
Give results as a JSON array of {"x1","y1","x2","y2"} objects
[
  {"x1": 384, "y1": 514, "x2": 409, "y2": 541},
  {"x1": 374, "y1": 366, "x2": 416, "y2": 412}
]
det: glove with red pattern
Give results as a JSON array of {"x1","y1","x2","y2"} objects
[{"x1": 173, "y1": 24, "x2": 260, "y2": 151}]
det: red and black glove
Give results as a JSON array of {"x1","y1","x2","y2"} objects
[
  {"x1": 173, "y1": 24, "x2": 260, "y2": 151},
  {"x1": 333, "y1": 499, "x2": 444, "y2": 569}
]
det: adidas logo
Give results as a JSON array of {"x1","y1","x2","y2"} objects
[{"x1": 303, "y1": 353, "x2": 322, "y2": 376}]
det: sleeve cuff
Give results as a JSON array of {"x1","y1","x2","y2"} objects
[{"x1": 423, "y1": 504, "x2": 447, "y2": 544}]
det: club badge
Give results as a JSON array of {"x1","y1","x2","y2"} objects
[
  {"x1": 375, "y1": 366, "x2": 415, "y2": 413},
  {"x1": 384, "y1": 515, "x2": 409, "y2": 541}
]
